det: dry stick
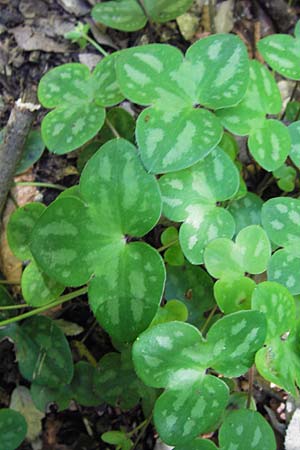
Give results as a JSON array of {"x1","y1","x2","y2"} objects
[{"x1": 0, "y1": 87, "x2": 39, "y2": 218}]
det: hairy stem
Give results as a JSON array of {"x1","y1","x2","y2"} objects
[
  {"x1": 105, "y1": 118, "x2": 121, "y2": 138},
  {"x1": 157, "y1": 239, "x2": 178, "y2": 253},
  {"x1": 85, "y1": 35, "x2": 108, "y2": 57}
]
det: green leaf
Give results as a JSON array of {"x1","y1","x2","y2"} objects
[
  {"x1": 268, "y1": 248, "x2": 300, "y2": 294},
  {"x1": 214, "y1": 276, "x2": 255, "y2": 314},
  {"x1": 159, "y1": 148, "x2": 239, "y2": 263},
  {"x1": 252, "y1": 281, "x2": 300, "y2": 395},
  {"x1": 137, "y1": 106, "x2": 223, "y2": 173},
  {"x1": 286, "y1": 101, "x2": 300, "y2": 121},
  {"x1": 41, "y1": 102, "x2": 105, "y2": 154},
  {"x1": 39, "y1": 59, "x2": 124, "y2": 153},
  {"x1": 31, "y1": 139, "x2": 165, "y2": 342},
  {"x1": 219, "y1": 409, "x2": 276, "y2": 450},
  {"x1": 14, "y1": 316, "x2": 73, "y2": 387},
  {"x1": 10, "y1": 386, "x2": 45, "y2": 442},
  {"x1": 288, "y1": 120, "x2": 300, "y2": 167},
  {"x1": 94, "y1": 351, "x2": 143, "y2": 410},
  {"x1": 92, "y1": 0, "x2": 146, "y2": 31},
  {"x1": 0, "y1": 408, "x2": 27, "y2": 450},
  {"x1": 92, "y1": 53, "x2": 125, "y2": 106},
  {"x1": 144, "y1": 0, "x2": 193, "y2": 23},
  {"x1": 228, "y1": 192, "x2": 263, "y2": 234},
  {"x1": 165, "y1": 262, "x2": 215, "y2": 327},
  {"x1": 174, "y1": 438, "x2": 218, "y2": 450},
  {"x1": 133, "y1": 313, "x2": 265, "y2": 444},
  {"x1": 248, "y1": 119, "x2": 290, "y2": 171},
  {"x1": 154, "y1": 375, "x2": 228, "y2": 445},
  {"x1": 16, "y1": 130, "x2": 45, "y2": 174},
  {"x1": 261, "y1": 197, "x2": 300, "y2": 246},
  {"x1": 206, "y1": 310, "x2": 267, "y2": 377},
  {"x1": 216, "y1": 60, "x2": 281, "y2": 135},
  {"x1": 71, "y1": 361, "x2": 102, "y2": 406},
  {"x1": 186, "y1": 34, "x2": 249, "y2": 109},
  {"x1": 30, "y1": 382, "x2": 72, "y2": 412},
  {"x1": 21, "y1": 261, "x2": 64, "y2": 307},
  {"x1": 102, "y1": 430, "x2": 130, "y2": 445},
  {"x1": 219, "y1": 132, "x2": 239, "y2": 160},
  {"x1": 258, "y1": 34, "x2": 300, "y2": 80},
  {"x1": 273, "y1": 164, "x2": 296, "y2": 192},
  {"x1": 150, "y1": 300, "x2": 188, "y2": 327},
  {"x1": 204, "y1": 225, "x2": 271, "y2": 279},
  {"x1": 7, "y1": 202, "x2": 46, "y2": 260},
  {"x1": 116, "y1": 44, "x2": 185, "y2": 106}
]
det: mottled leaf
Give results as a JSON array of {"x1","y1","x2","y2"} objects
[
  {"x1": 248, "y1": 119, "x2": 290, "y2": 171},
  {"x1": 228, "y1": 192, "x2": 263, "y2": 234},
  {"x1": 288, "y1": 120, "x2": 300, "y2": 167},
  {"x1": 71, "y1": 361, "x2": 102, "y2": 406},
  {"x1": 16, "y1": 130, "x2": 45, "y2": 174},
  {"x1": 219, "y1": 409, "x2": 276, "y2": 450}
]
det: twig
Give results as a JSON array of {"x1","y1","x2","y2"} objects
[
  {"x1": 14, "y1": 181, "x2": 66, "y2": 191},
  {"x1": 0, "y1": 87, "x2": 39, "y2": 218}
]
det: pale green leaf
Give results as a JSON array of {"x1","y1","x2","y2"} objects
[
  {"x1": 214, "y1": 276, "x2": 255, "y2": 314},
  {"x1": 288, "y1": 120, "x2": 300, "y2": 167}
]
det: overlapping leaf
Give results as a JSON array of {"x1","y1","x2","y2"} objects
[
  {"x1": 204, "y1": 225, "x2": 271, "y2": 279},
  {"x1": 92, "y1": 0, "x2": 194, "y2": 31},
  {"x1": 133, "y1": 311, "x2": 266, "y2": 444},
  {"x1": 288, "y1": 120, "x2": 300, "y2": 167},
  {"x1": 258, "y1": 28, "x2": 300, "y2": 80},
  {"x1": 252, "y1": 281, "x2": 300, "y2": 395},
  {"x1": 38, "y1": 56, "x2": 124, "y2": 153},
  {"x1": 214, "y1": 276, "x2": 255, "y2": 314},
  {"x1": 30, "y1": 139, "x2": 165, "y2": 342},
  {"x1": 165, "y1": 262, "x2": 215, "y2": 327},
  {"x1": 228, "y1": 192, "x2": 263, "y2": 234},
  {"x1": 262, "y1": 197, "x2": 300, "y2": 294},
  {"x1": 116, "y1": 37, "x2": 249, "y2": 173},
  {"x1": 7, "y1": 203, "x2": 64, "y2": 306},
  {"x1": 159, "y1": 148, "x2": 239, "y2": 263},
  {"x1": 216, "y1": 60, "x2": 282, "y2": 136}
]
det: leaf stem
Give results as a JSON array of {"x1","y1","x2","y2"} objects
[
  {"x1": 84, "y1": 34, "x2": 108, "y2": 57},
  {"x1": 247, "y1": 366, "x2": 254, "y2": 408},
  {"x1": 0, "y1": 287, "x2": 87, "y2": 328},
  {"x1": 131, "y1": 413, "x2": 153, "y2": 450},
  {"x1": 105, "y1": 118, "x2": 121, "y2": 138},
  {"x1": 0, "y1": 304, "x2": 31, "y2": 311},
  {"x1": 200, "y1": 304, "x2": 218, "y2": 335},
  {"x1": 157, "y1": 239, "x2": 178, "y2": 253},
  {"x1": 127, "y1": 419, "x2": 147, "y2": 437},
  {"x1": 15, "y1": 181, "x2": 66, "y2": 191},
  {"x1": 0, "y1": 279, "x2": 20, "y2": 285}
]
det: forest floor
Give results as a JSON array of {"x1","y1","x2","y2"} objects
[{"x1": 1, "y1": 0, "x2": 300, "y2": 449}]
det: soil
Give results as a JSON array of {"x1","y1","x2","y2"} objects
[{"x1": 1, "y1": 0, "x2": 300, "y2": 449}]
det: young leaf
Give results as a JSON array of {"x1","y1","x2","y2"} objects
[
  {"x1": 248, "y1": 119, "x2": 290, "y2": 171},
  {"x1": 204, "y1": 225, "x2": 271, "y2": 279},
  {"x1": 159, "y1": 148, "x2": 239, "y2": 263},
  {"x1": 14, "y1": 316, "x2": 73, "y2": 387},
  {"x1": 219, "y1": 409, "x2": 276, "y2": 450},
  {"x1": 150, "y1": 300, "x2": 188, "y2": 327},
  {"x1": 0, "y1": 286, "x2": 15, "y2": 320},
  {"x1": 186, "y1": 34, "x2": 249, "y2": 109},
  {"x1": 31, "y1": 139, "x2": 165, "y2": 342},
  {"x1": 0, "y1": 408, "x2": 27, "y2": 450},
  {"x1": 214, "y1": 276, "x2": 255, "y2": 314},
  {"x1": 165, "y1": 262, "x2": 215, "y2": 327},
  {"x1": 7, "y1": 202, "x2": 46, "y2": 260},
  {"x1": 21, "y1": 261, "x2": 64, "y2": 307}
]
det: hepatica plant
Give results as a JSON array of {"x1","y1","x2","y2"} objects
[{"x1": 3, "y1": 23, "x2": 300, "y2": 450}]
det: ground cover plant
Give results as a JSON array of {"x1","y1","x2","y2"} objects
[{"x1": 1, "y1": 3, "x2": 300, "y2": 449}]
